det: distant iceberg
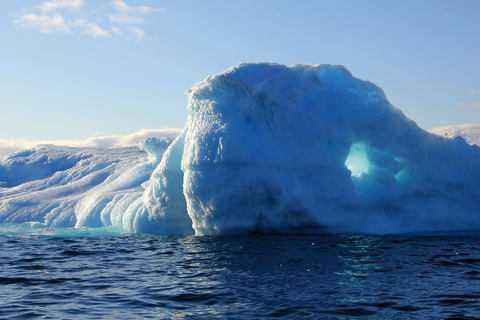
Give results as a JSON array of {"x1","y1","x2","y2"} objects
[
  {"x1": 0, "y1": 138, "x2": 173, "y2": 232},
  {"x1": 2, "y1": 62, "x2": 480, "y2": 235}
]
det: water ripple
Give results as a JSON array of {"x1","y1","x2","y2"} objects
[{"x1": 1, "y1": 231, "x2": 480, "y2": 319}]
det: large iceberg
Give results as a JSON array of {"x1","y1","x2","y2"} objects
[{"x1": 2, "y1": 62, "x2": 480, "y2": 235}]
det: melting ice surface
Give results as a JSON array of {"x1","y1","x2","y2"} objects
[{"x1": 2, "y1": 62, "x2": 480, "y2": 235}]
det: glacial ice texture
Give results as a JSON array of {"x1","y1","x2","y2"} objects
[
  {"x1": 174, "y1": 63, "x2": 480, "y2": 234},
  {"x1": 0, "y1": 138, "x2": 175, "y2": 232},
  {"x1": 2, "y1": 63, "x2": 480, "y2": 235}
]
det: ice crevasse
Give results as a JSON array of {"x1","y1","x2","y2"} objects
[{"x1": 3, "y1": 62, "x2": 480, "y2": 235}]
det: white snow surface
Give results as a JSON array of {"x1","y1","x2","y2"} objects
[
  {"x1": 443, "y1": 129, "x2": 480, "y2": 147},
  {"x1": 2, "y1": 62, "x2": 480, "y2": 235}
]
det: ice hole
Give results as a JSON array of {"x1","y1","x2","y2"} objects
[{"x1": 345, "y1": 142, "x2": 369, "y2": 177}]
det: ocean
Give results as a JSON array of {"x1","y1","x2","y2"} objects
[{"x1": 1, "y1": 224, "x2": 480, "y2": 319}]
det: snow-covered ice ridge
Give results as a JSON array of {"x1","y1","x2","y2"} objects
[
  {"x1": 3, "y1": 62, "x2": 480, "y2": 235},
  {"x1": 0, "y1": 138, "x2": 173, "y2": 232},
  {"x1": 443, "y1": 130, "x2": 480, "y2": 147}
]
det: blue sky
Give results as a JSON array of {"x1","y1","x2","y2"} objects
[{"x1": 1, "y1": 0, "x2": 480, "y2": 157}]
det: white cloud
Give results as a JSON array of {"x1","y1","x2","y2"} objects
[
  {"x1": 15, "y1": 14, "x2": 110, "y2": 37},
  {"x1": 112, "y1": 0, "x2": 130, "y2": 12},
  {"x1": 14, "y1": 1, "x2": 162, "y2": 39},
  {"x1": 14, "y1": 13, "x2": 72, "y2": 33},
  {"x1": 75, "y1": 19, "x2": 110, "y2": 37},
  {"x1": 136, "y1": 6, "x2": 164, "y2": 14},
  {"x1": 109, "y1": 13, "x2": 144, "y2": 24},
  {"x1": 468, "y1": 89, "x2": 480, "y2": 94},
  {"x1": 0, "y1": 128, "x2": 182, "y2": 160},
  {"x1": 428, "y1": 123, "x2": 480, "y2": 135},
  {"x1": 37, "y1": 0, "x2": 84, "y2": 12},
  {"x1": 112, "y1": 1, "x2": 163, "y2": 14},
  {"x1": 128, "y1": 26, "x2": 145, "y2": 39},
  {"x1": 458, "y1": 101, "x2": 480, "y2": 109},
  {"x1": 111, "y1": 26, "x2": 123, "y2": 35}
]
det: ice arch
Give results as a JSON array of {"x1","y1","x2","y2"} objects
[{"x1": 141, "y1": 62, "x2": 480, "y2": 235}]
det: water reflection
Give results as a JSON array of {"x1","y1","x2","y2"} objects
[{"x1": 151, "y1": 234, "x2": 398, "y2": 317}]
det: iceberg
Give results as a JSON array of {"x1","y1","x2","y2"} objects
[
  {"x1": 2, "y1": 62, "x2": 480, "y2": 235},
  {"x1": 442, "y1": 129, "x2": 480, "y2": 147},
  {"x1": 0, "y1": 138, "x2": 172, "y2": 231}
]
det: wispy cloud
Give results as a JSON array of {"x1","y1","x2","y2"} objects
[
  {"x1": 459, "y1": 101, "x2": 480, "y2": 109},
  {"x1": 14, "y1": 13, "x2": 72, "y2": 33},
  {"x1": 109, "y1": 14, "x2": 144, "y2": 24},
  {"x1": 128, "y1": 26, "x2": 145, "y2": 39},
  {"x1": 111, "y1": 0, "x2": 130, "y2": 12},
  {"x1": 135, "y1": 6, "x2": 164, "y2": 14},
  {"x1": 75, "y1": 19, "x2": 110, "y2": 37},
  {"x1": 13, "y1": 0, "x2": 163, "y2": 39},
  {"x1": 0, "y1": 128, "x2": 182, "y2": 160},
  {"x1": 108, "y1": 1, "x2": 163, "y2": 39},
  {"x1": 37, "y1": 0, "x2": 84, "y2": 12},
  {"x1": 111, "y1": 26, "x2": 123, "y2": 35},
  {"x1": 456, "y1": 89, "x2": 480, "y2": 109},
  {"x1": 112, "y1": 1, "x2": 163, "y2": 14}
]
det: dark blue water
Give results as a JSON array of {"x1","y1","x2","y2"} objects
[{"x1": 1, "y1": 224, "x2": 480, "y2": 319}]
